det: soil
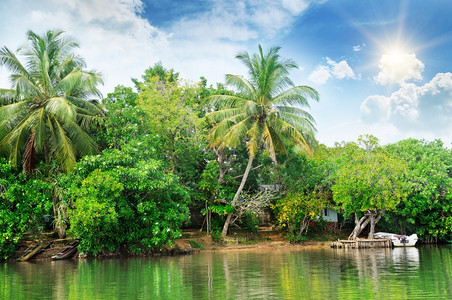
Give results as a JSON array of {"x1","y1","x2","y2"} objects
[{"x1": 10, "y1": 226, "x2": 337, "y2": 262}]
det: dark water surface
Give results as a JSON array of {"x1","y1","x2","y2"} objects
[{"x1": 2, "y1": 245, "x2": 452, "y2": 299}]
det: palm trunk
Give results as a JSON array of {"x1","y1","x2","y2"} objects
[{"x1": 221, "y1": 155, "x2": 254, "y2": 237}]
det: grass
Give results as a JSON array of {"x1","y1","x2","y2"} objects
[{"x1": 188, "y1": 240, "x2": 205, "y2": 250}]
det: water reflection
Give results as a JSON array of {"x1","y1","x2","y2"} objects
[
  {"x1": 1, "y1": 246, "x2": 452, "y2": 299},
  {"x1": 392, "y1": 247, "x2": 420, "y2": 269}
]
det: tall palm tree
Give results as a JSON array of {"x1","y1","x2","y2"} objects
[
  {"x1": 0, "y1": 30, "x2": 104, "y2": 173},
  {"x1": 206, "y1": 45, "x2": 319, "y2": 236}
]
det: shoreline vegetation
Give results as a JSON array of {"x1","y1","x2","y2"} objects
[
  {"x1": 9, "y1": 227, "x2": 337, "y2": 262},
  {"x1": 1, "y1": 30, "x2": 452, "y2": 261}
]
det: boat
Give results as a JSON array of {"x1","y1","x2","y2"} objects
[
  {"x1": 51, "y1": 241, "x2": 79, "y2": 260},
  {"x1": 17, "y1": 241, "x2": 43, "y2": 262},
  {"x1": 374, "y1": 232, "x2": 418, "y2": 247}
]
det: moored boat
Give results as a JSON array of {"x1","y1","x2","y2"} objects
[
  {"x1": 51, "y1": 241, "x2": 79, "y2": 260},
  {"x1": 17, "y1": 241, "x2": 43, "y2": 262},
  {"x1": 374, "y1": 232, "x2": 418, "y2": 247}
]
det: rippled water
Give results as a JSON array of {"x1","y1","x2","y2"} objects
[{"x1": 2, "y1": 245, "x2": 452, "y2": 299}]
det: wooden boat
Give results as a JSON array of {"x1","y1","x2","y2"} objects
[
  {"x1": 51, "y1": 241, "x2": 79, "y2": 260},
  {"x1": 17, "y1": 241, "x2": 43, "y2": 262}
]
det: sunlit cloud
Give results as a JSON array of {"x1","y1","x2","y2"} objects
[
  {"x1": 374, "y1": 51, "x2": 424, "y2": 85},
  {"x1": 0, "y1": 0, "x2": 324, "y2": 95},
  {"x1": 308, "y1": 58, "x2": 355, "y2": 84},
  {"x1": 361, "y1": 72, "x2": 452, "y2": 143}
]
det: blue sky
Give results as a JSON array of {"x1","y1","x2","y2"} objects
[{"x1": 1, "y1": 0, "x2": 452, "y2": 146}]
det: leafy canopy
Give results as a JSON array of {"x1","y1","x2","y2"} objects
[
  {"x1": 333, "y1": 136, "x2": 408, "y2": 217},
  {"x1": 206, "y1": 45, "x2": 319, "y2": 162},
  {"x1": 0, "y1": 30, "x2": 104, "y2": 172}
]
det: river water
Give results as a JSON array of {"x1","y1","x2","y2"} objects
[{"x1": 2, "y1": 245, "x2": 452, "y2": 299}]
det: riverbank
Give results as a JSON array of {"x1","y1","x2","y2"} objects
[{"x1": 9, "y1": 227, "x2": 339, "y2": 261}]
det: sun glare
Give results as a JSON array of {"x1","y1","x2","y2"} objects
[
  {"x1": 385, "y1": 49, "x2": 405, "y2": 63},
  {"x1": 375, "y1": 43, "x2": 424, "y2": 85}
]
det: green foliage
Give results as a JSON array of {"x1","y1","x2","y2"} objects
[
  {"x1": 384, "y1": 139, "x2": 452, "y2": 240},
  {"x1": 63, "y1": 147, "x2": 190, "y2": 256},
  {"x1": 188, "y1": 240, "x2": 205, "y2": 250},
  {"x1": 100, "y1": 85, "x2": 154, "y2": 150},
  {"x1": 0, "y1": 159, "x2": 53, "y2": 260},
  {"x1": 209, "y1": 218, "x2": 225, "y2": 242},
  {"x1": 239, "y1": 211, "x2": 259, "y2": 233},
  {"x1": 0, "y1": 30, "x2": 103, "y2": 173},
  {"x1": 136, "y1": 65, "x2": 209, "y2": 186},
  {"x1": 205, "y1": 45, "x2": 319, "y2": 236},
  {"x1": 210, "y1": 204, "x2": 235, "y2": 215},
  {"x1": 206, "y1": 45, "x2": 319, "y2": 161},
  {"x1": 199, "y1": 161, "x2": 220, "y2": 196},
  {"x1": 133, "y1": 62, "x2": 180, "y2": 90},
  {"x1": 332, "y1": 137, "x2": 408, "y2": 218},
  {"x1": 278, "y1": 147, "x2": 335, "y2": 195},
  {"x1": 273, "y1": 192, "x2": 328, "y2": 242}
]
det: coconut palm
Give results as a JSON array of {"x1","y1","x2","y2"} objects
[
  {"x1": 206, "y1": 45, "x2": 319, "y2": 236},
  {"x1": 0, "y1": 30, "x2": 104, "y2": 173}
]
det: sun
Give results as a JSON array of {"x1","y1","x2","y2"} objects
[
  {"x1": 375, "y1": 44, "x2": 424, "y2": 85},
  {"x1": 384, "y1": 48, "x2": 406, "y2": 64}
]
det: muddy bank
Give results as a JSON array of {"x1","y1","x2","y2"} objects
[{"x1": 9, "y1": 227, "x2": 335, "y2": 262}]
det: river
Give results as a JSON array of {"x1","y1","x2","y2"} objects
[{"x1": 2, "y1": 245, "x2": 452, "y2": 299}]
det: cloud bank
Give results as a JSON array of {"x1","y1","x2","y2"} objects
[
  {"x1": 0, "y1": 0, "x2": 322, "y2": 95},
  {"x1": 361, "y1": 72, "x2": 452, "y2": 143}
]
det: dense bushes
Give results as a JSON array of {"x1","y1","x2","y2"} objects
[
  {"x1": 273, "y1": 192, "x2": 328, "y2": 243},
  {"x1": 0, "y1": 160, "x2": 53, "y2": 260},
  {"x1": 62, "y1": 148, "x2": 190, "y2": 256}
]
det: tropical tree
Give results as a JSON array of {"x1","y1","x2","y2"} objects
[
  {"x1": 206, "y1": 45, "x2": 319, "y2": 236},
  {"x1": 384, "y1": 139, "x2": 452, "y2": 242},
  {"x1": 333, "y1": 135, "x2": 408, "y2": 240},
  {"x1": 0, "y1": 30, "x2": 104, "y2": 173}
]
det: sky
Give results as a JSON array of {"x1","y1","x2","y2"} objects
[{"x1": 1, "y1": 0, "x2": 452, "y2": 147}]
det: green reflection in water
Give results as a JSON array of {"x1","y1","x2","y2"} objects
[{"x1": 2, "y1": 246, "x2": 452, "y2": 299}]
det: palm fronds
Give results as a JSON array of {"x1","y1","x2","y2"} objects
[
  {"x1": 206, "y1": 45, "x2": 319, "y2": 161},
  {"x1": 0, "y1": 30, "x2": 104, "y2": 172}
]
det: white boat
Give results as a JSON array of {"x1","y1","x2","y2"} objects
[{"x1": 373, "y1": 232, "x2": 418, "y2": 247}]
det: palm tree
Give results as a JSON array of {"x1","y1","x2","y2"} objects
[
  {"x1": 206, "y1": 45, "x2": 319, "y2": 236},
  {"x1": 0, "y1": 29, "x2": 104, "y2": 173}
]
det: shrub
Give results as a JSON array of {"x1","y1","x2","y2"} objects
[
  {"x1": 65, "y1": 149, "x2": 190, "y2": 256},
  {"x1": 272, "y1": 192, "x2": 327, "y2": 243},
  {"x1": 0, "y1": 160, "x2": 53, "y2": 260}
]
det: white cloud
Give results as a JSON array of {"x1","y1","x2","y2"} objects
[
  {"x1": 374, "y1": 52, "x2": 424, "y2": 85},
  {"x1": 308, "y1": 58, "x2": 355, "y2": 84},
  {"x1": 171, "y1": 0, "x2": 320, "y2": 41},
  {"x1": 327, "y1": 58, "x2": 355, "y2": 80},
  {"x1": 361, "y1": 72, "x2": 452, "y2": 144},
  {"x1": 282, "y1": 0, "x2": 310, "y2": 14},
  {"x1": 0, "y1": 0, "x2": 323, "y2": 96},
  {"x1": 0, "y1": 0, "x2": 170, "y2": 95},
  {"x1": 308, "y1": 65, "x2": 331, "y2": 84},
  {"x1": 353, "y1": 43, "x2": 366, "y2": 52}
]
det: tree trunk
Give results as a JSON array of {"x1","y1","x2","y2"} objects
[
  {"x1": 367, "y1": 210, "x2": 383, "y2": 239},
  {"x1": 298, "y1": 215, "x2": 310, "y2": 238},
  {"x1": 349, "y1": 213, "x2": 370, "y2": 240},
  {"x1": 52, "y1": 195, "x2": 66, "y2": 239},
  {"x1": 221, "y1": 155, "x2": 254, "y2": 237}
]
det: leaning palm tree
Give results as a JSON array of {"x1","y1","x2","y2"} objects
[
  {"x1": 206, "y1": 45, "x2": 319, "y2": 236},
  {"x1": 0, "y1": 29, "x2": 104, "y2": 173}
]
